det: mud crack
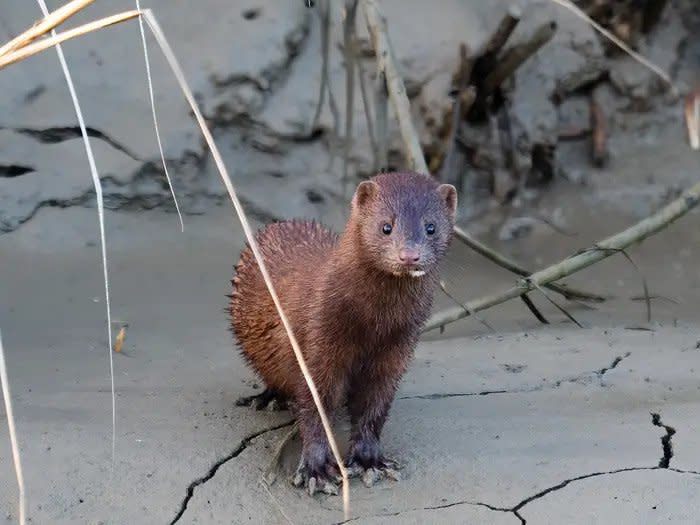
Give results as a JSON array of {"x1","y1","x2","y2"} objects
[
  {"x1": 0, "y1": 164, "x2": 34, "y2": 177},
  {"x1": 597, "y1": 352, "x2": 631, "y2": 377},
  {"x1": 651, "y1": 412, "x2": 676, "y2": 468},
  {"x1": 169, "y1": 419, "x2": 294, "y2": 524},
  {"x1": 399, "y1": 352, "x2": 632, "y2": 401},
  {"x1": 7, "y1": 126, "x2": 143, "y2": 161}
]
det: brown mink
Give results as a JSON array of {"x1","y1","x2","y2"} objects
[{"x1": 228, "y1": 171, "x2": 457, "y2": 494}]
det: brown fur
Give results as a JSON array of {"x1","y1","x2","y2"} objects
[{"x1": 228, "y1": 172, "x2": 457, "y2": 489}]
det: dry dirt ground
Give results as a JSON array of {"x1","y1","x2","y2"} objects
[
  {"x1": 0, "y1": 192, "x2": 699, "y2": 524},
  {"x1": 1, "y1": 1, "x2": 700, "y2": 524}
]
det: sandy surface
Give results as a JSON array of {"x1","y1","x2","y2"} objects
[
  {"x1": 1, "y1": 3, "x2": 700, "y2": 522},
  {"x1": 0, "y1": 203, "x2": 698, "y2": 524}
]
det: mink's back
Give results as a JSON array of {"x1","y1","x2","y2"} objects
[{"x1": 229, "y1": 220, "x2": 338, "y2": 396}]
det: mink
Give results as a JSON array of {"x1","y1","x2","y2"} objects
[{"x1": 228, "y1": 171, "x2": 457, "y2": 494}]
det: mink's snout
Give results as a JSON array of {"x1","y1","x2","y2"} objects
[{"x1": 398, "y1": 247, "x2": 421, "y2": 265}]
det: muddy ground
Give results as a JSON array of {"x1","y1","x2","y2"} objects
[{"x1": 1, "y1": 1, "x2": 700, "y2": 524}]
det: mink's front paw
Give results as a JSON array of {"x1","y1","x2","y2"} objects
[
  {"x1": 291, "y1": 455, "x2": 341, "y2": 496},
  {"x1": 346, "y1": 438, "x2": 401, "y2": 487}
]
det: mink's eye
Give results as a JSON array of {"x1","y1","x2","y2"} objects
[
  {"x1": 382, "y1": 223, "x2": 393, "y2": 235},
  {"x1": 425, "y1": 223, "x2": 436, "y2": 235}
]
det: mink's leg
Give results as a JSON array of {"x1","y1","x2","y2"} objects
[
  {"x1": 291, "y1": 405, "x2": 340, "y2": 495},
  {"x1": 346, "y1": 345, "x2": 411, "y2": 486},
  {"x1": 290, "y1": 368, "x2": 348, "y2": 496},
  {"x1": 236, "y1": 388, "x2": 288, "y2": 411}
]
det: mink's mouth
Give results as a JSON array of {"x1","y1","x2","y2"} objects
[{"x1": 386, "y1": 264, "x2": 427, "y2": 278}]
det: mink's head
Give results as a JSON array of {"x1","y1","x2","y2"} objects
[{"x1": 350, "y1": 172, "x2": 457, "y2": 278}]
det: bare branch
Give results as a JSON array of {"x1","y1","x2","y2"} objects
[
  {"x1": 453, "y1": 226, "x2": 606, "y2": 302},
  {"x1": 425, "y1": 180, "x2": 700, "y2": 331}
]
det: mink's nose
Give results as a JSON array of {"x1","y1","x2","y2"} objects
[{"x1": 399, "y1": 248, "x2": 420, "y2": 264}]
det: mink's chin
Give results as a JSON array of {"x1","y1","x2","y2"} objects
[{"x1": 383, "y1": 264, "x2": 428, "y2": 278}]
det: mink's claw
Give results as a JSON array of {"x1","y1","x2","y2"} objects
[
  {"x1": 346, "y1": 456, "x2": 402, "y2": 487},
  {"x1": 291, "y1": 460, "x2": 340, "y2": 496}
]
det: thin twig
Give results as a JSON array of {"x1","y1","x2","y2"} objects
[
  {"x1": 530, "y1": 281, "x2": 584, "y2": 328},
  {"x1": 590, "y1": 91, "x2": 608, "y2": 167},
  {"x1": 33, "y1": 0, "x2": 116, "y2": 466},
  {"x1": 453, "y1": 226, "x2": 604, "y2": 302},
  {"x1": 425, "y1": 179, "x2": 700, "y2": 331},
  {"x1": 343, "y1": 0, "x2": 359, "y2": 195},
  {"x1": 356, "y1": 46, "x2": 379, "y2": 167},
  {"x1": 0, "y1": 0, "x2": 94, "y2": 57},
  {"x1": 439, "y1": 85, "x2": 476, "y2": 184},
  {"x1": 519, "y1": 293, "x2": 550, "y2": 324},
  {"x1": 311, "y1": 0, "x2": 339, "y2": 134},
  {"x1": 587, "y1": 246, "x2": 651, "y2": 323},
  {"x1": 135, "y1": 0, "x2": 184, "y2": 232},
  {"x1": 141, "y1": 10, "x2": 350, "y2": 519},
  {"x1": 438, "y1": 280, "x2": 495, "y2": 332},
  {"x1": 0, "y1": 330, "x2": 26, "y2": 525},
  {"x1": 436, "y1": 43, "x2": 475, "y2": 180},
  {"x1": 0, "y1": 10, "x2": 141, "y2": 71},
  {"x1": 374, "y1": 70, "x2": 388, "y2": 170}
]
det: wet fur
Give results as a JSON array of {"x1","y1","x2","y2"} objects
[{"x1": 228, "y1": 172, "x2": 456, "y2": 488}]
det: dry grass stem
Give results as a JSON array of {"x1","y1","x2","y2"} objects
[
  {"x1": 425, "y1": 179, "x2": 700, "y2": 331},
  {"x1": 141, "y1": 10, "x2": 350, "y2": 519},
  {"x1": 0, "y1": 10, "x2": 141, "y2": 71},
  {"x1": 135, "y1": 0, "x2": 184, "y2": 232},
  {"x1": 0, "y1": 330, "x2": 26, "y2": 525},
  {"x1": 33, "y1": 0, "x2": 117, "y2": 466},
  {"x1": 0, "y1": 0, "x2": 95, "y2": 57},
  {"x1": 114, "y1": 327, "x2": 126, "y2": 353}
]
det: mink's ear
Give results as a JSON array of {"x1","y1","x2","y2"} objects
[
  {"x1": 352, "y1": 180, "x2": 378, "y2": 210},
  {"x1": 437, "y1": 184, "x2": 458, "y2": 217}
]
